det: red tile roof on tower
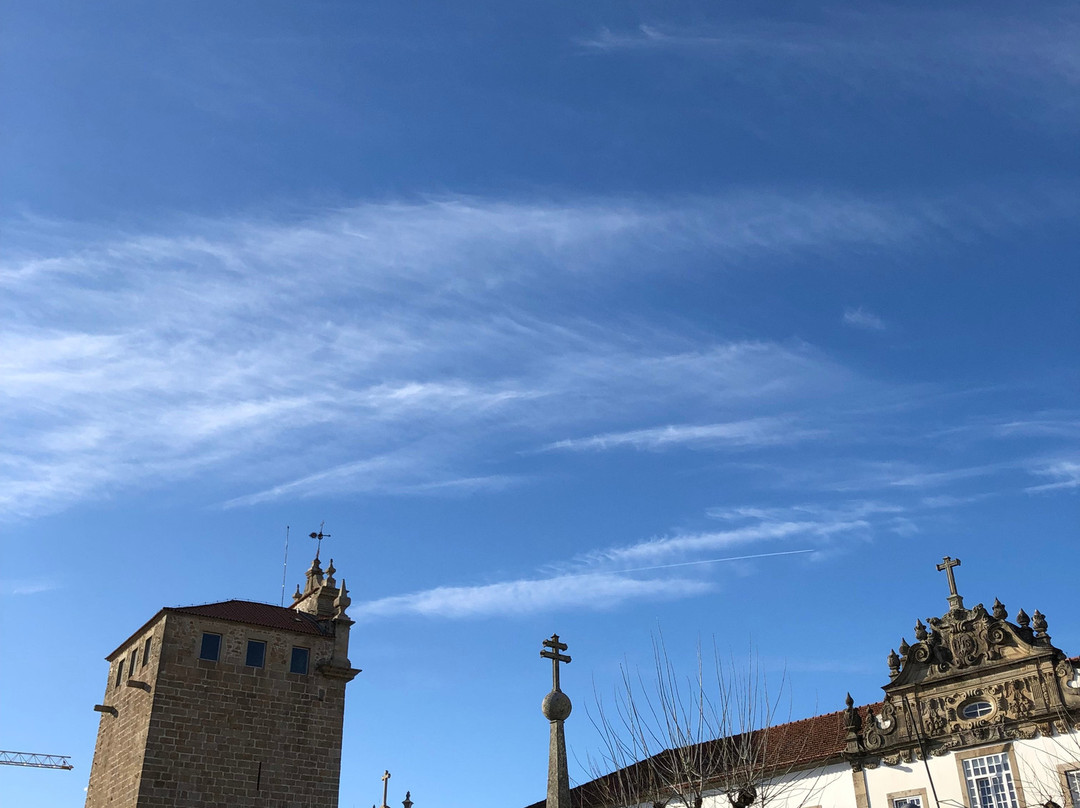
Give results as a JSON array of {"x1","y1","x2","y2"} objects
[
  {"x1": 167, "y1": 600, "x2": 331, "y2": 636},
  {"x1": 105, "y1": 599, "x2": 332, "y2": 659}
]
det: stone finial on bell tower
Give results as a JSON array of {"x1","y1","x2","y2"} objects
[
  {"x1": 293, "y1": 523, "x2": 341, "y2": 618},
  {"x1": 303, "y1": 555, "x2": 325, "y2": 596}
]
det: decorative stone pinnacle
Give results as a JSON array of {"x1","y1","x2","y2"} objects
[
  {"x1": 1032, "y1": 609, "x2": 1048, "y2": 638},
  {"x1": 843, "y1": 693, "x2": 861, "y2": 733},
  {"x1": 899, "y1": 638, "x2": 910, "y2": 657},
  {"x1": 334, "y1": 579, "x2": 352, "y2": 619},
  {"x1": 887, "y1": 649, "x2": 900, "y2": 677},
  {"x1": 993, "y1": 597, "x2": 1007, "y2": 620},
  {"x1": 403, "y1": 792, "x2": 413, "y2": 808},
  {"x1": 1017, "y1": 608, "x2": 1030, "y2": 628},
  {"x1": 914, "y1": 619, "x2": 928, "y2": 641}
]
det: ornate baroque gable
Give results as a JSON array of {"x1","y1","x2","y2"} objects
[{"x1": 844, "y1": 556, "x2": 1080, "y2": 770}]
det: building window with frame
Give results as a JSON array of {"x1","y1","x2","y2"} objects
[
  {"x1": 888, "y1": 787, "x2": 928, "y2": 808},
  {"x1": 142, "y1": 637, "x2": 152, "y2": 668},
  {"x1": 245, "y1": 640, "x2": 266, "y2": 668},
  {"x1": 290, "y1": 647, "x2": 309, "y2": 675},
  {"x1": 128, "y1": 650, "x2": 137, "y2": 676},
  {"x1": 199, "y1": 632, "x2": 221, "y2": 661},
  {"x1": 1058, "y1": 765, "x2": 1080, "y2": 808},
  {"x1": 114, "y1": 659, "x2": 124, "y2": 688},
  {"x1": 961, "y1": 751, "x2": 1020, "y2": 808},
  {"x1": 961, "y1": 700, "x2": 994, "y2": 719}
]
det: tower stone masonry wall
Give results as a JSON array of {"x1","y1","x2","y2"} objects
[
  {"x1": 85, "y1": 569, "x2": 357, "y2": 808},
  {"x1": 134, "y1": 614, "x2": 345, "y2": 808},
  {"x1": 84, "y1": 616, "x2": 167, "y2": 808}
]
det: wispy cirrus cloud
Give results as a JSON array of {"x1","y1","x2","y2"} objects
[
  {"x1": 356, "y1": 499, "x2": 892, "y2": 621},
  {"x1": 542, "y1": 417, "x2": 818, "y2": 453},
  {"x1": 1025, "y1": 460, "x2": 1080, "y2": 493},
  {"x1": 1, "y1": 188, "x2": 1073, "y2": 519},
  {"x1": 0, "y1": 579, "x2": 60, "y2": 597},
  {"x1": 361, "y1": 572, "x2": 715, "y2": 621},
  {"x1": 842, "y1": 307, "x2": 886, "y2": 331},
  {"x1": 360, "y1": 531, "x2": 845, "y2": 622},
  {"x1": 590, "y1": 520, "x2": 865, "y2": 568},
  {"x1": 578, "y1": 9, "x2": 1080, "y2": 124}
]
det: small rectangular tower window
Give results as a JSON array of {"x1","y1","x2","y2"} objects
[
  {"x1": 114, "y1": 659, "x2": 124, "y2": 688},
  {"x1": 128, "y1": 651, "x2": 137, "y2": 675},
  {"x1": 199, "y1": 632, "x2": 221, "y2": 661},
  {"x1": 142, "y1": 637, "x2": 151, "y2": 667},
  {"x1": 290, "y1": 647, "x2": 309, "y2": 675},
  {"x1": 245, "y1": 640, "x2": 266, "y2": 668}
]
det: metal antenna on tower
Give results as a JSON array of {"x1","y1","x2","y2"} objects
[{"x1": 280, "y1": 525, "x2": 290, "y2": 607}]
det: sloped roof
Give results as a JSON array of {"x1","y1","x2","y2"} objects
[
  {"x1": 526, "y1": 703, "x2": 881, "y2": 808},
  {"x1": 106, "y1": 599, "x2": 330, "y2": 659},
  {"x1": 167, "y1": 600, "x2": 331, "y2": 637}
]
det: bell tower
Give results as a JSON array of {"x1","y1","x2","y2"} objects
[{"x1": 84, "y1": 538, "x2": 360, "y2": 808}]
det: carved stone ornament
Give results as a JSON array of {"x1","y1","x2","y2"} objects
[
  {"x1": 844, "y1": 580, "x2": 1076, "y2": 772},
  {"x1": 891, "y1": 600, "x2": 1054, "y2": 686}
]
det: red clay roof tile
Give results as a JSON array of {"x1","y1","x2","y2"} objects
[{"x1": 167, "y1": 600, "x2": 330, "y2": 637}]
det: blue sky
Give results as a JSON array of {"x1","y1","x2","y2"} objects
[{"x1": 1, "y1": 2, "x2": 1078, "y2": 806}]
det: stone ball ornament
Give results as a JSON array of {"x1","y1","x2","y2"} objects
[{"x1": 542, "y1": 689, "x2": 573, "y2": 721}]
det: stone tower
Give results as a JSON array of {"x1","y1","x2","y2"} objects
[{"x1": 84, "y1": 554, "x2": 360, "y2": 808}]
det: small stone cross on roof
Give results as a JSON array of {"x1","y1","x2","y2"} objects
[
  {"x1": 936, "y1": 555, "x2": 964, "y2": 609},
  {"x1": 541, "y1": 634, "x2": 571, "y2": 692}
]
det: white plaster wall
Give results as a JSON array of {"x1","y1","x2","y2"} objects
[
  {"x1": 1010, "y1": 731, "x2": 1080, "y2": 805},
  {"x1": 699, "y1": 762, "x2": 857, "y2": 808},
  {"x1": 863, "y1": 729, "x2": 1080, "y2": 808}
]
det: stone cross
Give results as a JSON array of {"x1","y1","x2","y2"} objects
[
  {"x1": 381, "y1": 770, "x2": 391, "y2": 808},
  {"x1": 540, "y1": 634, "x2": 572, "y2": 808},
  {"x1": 309, "y1": 522, "x2": 331, "y2": 560},
  {"x1": 541, "y1": 634, "x2": 571, "y2": 692},
  {"x1": 936, "y1": 555, "x2": 964, "y2": 609},
  {"x1": 936, "y1": 556, "x2": 961, "y2": 596}
]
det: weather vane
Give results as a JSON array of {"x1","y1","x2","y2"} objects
[{"x1": 310, "y1": 521, "x2": 331, "y2": 560}]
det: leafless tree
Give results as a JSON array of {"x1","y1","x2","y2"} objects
[{"x1": 583, "y1": 635, "x2": 824, "y2": 808}]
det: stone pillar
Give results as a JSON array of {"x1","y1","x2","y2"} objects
[
  {"x1": 545, "y1": 704, "x2": 571, "y2": 808},
  {"x1": 540, "y1": 634, "x2": 572, "y2": 808}
]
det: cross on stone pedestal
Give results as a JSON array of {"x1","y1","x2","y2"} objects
[
  {"x1": 539, "y1": 634, "x2": 573, "y2": 808},
  {"x1": 541, "y1": 634, "x2": 571, "y2": 692},
  {"x1": 936, "y1": 555, "x2": 964, "y2": 610},
  {"x1": 381, "y1": 770, "x2": 391, "y2": 808}
]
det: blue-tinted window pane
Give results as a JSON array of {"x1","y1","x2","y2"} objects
[
  {"x1": 962, "y1": 701, "x2": 993, "y2": 719},
  {"x1": 245, "y1": 640, "x2": 266, "y2": 668},
  {"x1": 290, "y1": 647, "x2": 309, "y2": 674},
  {"x1": 199, "y1": 633, "x2": 221, "y2": 661}
]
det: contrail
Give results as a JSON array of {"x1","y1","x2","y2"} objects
[{"x1": 562, "y1": 548, "x2": 815, "y2": 579}]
